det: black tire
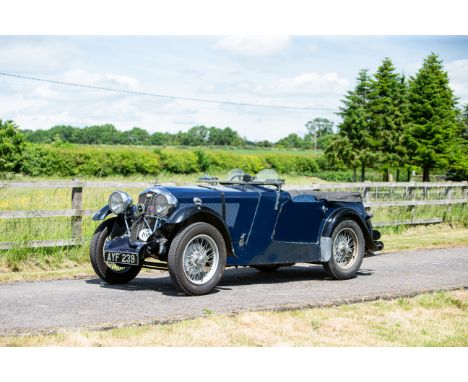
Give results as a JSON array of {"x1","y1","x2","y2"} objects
[
  {"x1": 252, "y1": 265, "x2": 281, "y2": 272},
  {"x1": 90, "y1": 218, "x2": 143, "y2": 284},
  {"x1": 168, "y1": 222, "x2": 227, "y2": 296},
  {"x1": 323, "y1": 219, "x2": 365, "y2": 280}
]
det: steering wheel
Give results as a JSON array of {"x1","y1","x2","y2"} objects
[{"x1": 229, "y1": 174, "x2": 244, "y2": 181}]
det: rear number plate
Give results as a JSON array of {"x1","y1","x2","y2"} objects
[{"x1": 104, "y1": 252, "x2": 139, "y2": 266}]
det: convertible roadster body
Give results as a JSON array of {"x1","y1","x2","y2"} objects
[{"x1": 90, "y1": 170, "x2": 383, "y2": 295}]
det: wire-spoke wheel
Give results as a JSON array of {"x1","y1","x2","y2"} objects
[
  {"x1": 182, "y1": 234, "x2": 220, "y2": 285},
  {"x1": 323, "y1": 219, "x2": 364, "y2": 280},
  {"x1": 333, "y1": 228, "x2": 358, "y2": 270},
  {"x1": 90, "y1": 218, "x2": 142, "y2": 284},
  {"x1": 168, "y1": 222, "x2": 227, "y2": 296}
]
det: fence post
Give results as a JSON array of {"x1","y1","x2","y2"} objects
[
  {"x1": 71, "y1": 183, "x2": 83, "y2": 242},
  {"x1": 444, "y1": 185, "x2": 453, "y2": 222},
  {"x1": 408, "y1": 184, "x2": 416, "y2": 224}
]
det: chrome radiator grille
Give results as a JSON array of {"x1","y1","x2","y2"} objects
[{"x1": 129, "y1": 192, "x2": 157, "y2": 243}]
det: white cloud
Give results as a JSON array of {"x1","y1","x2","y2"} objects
[
  {"x1": 255, "y1": 71, "x2": 350, "y2": 97},
  {"x1": 0, "y1": 40, "x2": 83, "y2": 73},
  {"x1": 199, "y1": 80, "x2": 255, "y2": 94},
  {"x1": 62, "y1": 69, "x2": 143, "y2": 91},
  {"x1": 214, "y1": 36, "x2": 290, "y2": 56},
  {"x1": 446, "y1": 59, "x2": 468, "y2": 103}
]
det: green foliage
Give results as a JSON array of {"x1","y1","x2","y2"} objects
[
  {"x1": 368, "y1": 58, "x2": 409, "y2": 180},
  {"x1": 326, "y1": 69, "x2": 374, "y2": 181},
  {"x1": 326, "y1": 54, "x2": 464, "y2": 182},
  {"x1": 22, "y1": 124, "x2": 249, "y2": 147},
  {"x1": 305, "y1": 117, "x2": 334, "y2": 138},
  {"x1": 462, "y1": 104, "x2": 468, "y2": 139},
  {"x1": 1, "y1": 136, "x2": 325, "y2": 178},
  {"x1": 21, "y1": 145, "x2": 161, "y2": 177},
  {"x1": 202, "y1": 151, "x2": 268, "y2": 173},
  {"x1": 0, "y1": 120, "x2": 26, "y2": 173},
  {"x1": 446, "y1": 104, "x2": 468, "y2": 180},
  {"x1": 207, "y1": 126, "x2": 243, "y2": 146},
  {"x1": 158, "y1": 149, "x2": 200, "y2": 174},
  {"x1": 309, "y1": 170, "x2": 355, "y2": 182},
  {"x1": 275, "y1": 133, "x2": 306, "y2": 149},
  {"x1": 316, "y1": 134, "x2": 336, "y2": 151},
  {"x1": 407, "y1": 53, "x2": 461, "y2": 181}
]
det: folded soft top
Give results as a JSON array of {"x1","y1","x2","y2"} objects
[
  {"x1": 289, "y1": 190, "x2": 362, "y2": 203},
  {"x1": 311, "y1": 191, "x2": 362, "y2": 203}
]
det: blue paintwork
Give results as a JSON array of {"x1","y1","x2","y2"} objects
[
  {"x1": 98, "y1": 183, "x2": 379, "y2": 265},
  {"x1": 93, "y1": 205, "x2": 111, "y2": 220}
]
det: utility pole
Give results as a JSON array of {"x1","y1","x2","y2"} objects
[
  {"x1": 314, "y1": 127, "x2": 317, "y2": 155},
  {"x1": 305, "y1": 120, "x2": 317, "y2": 155}
]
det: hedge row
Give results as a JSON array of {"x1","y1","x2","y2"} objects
[
  {"x1": 21, "y1": 145, "x2": 161, "y2": 177},
  {"x1": 19, "y1": 145, "x2": 321, "y2": 177}
]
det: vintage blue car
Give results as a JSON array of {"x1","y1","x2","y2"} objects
[{"x1": 90, "y1": 169, "x2": 383, "y2": 295}]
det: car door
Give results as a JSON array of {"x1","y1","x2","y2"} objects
[{"x1": 273, "y1": 195, "x2": 324, "y2": 243}]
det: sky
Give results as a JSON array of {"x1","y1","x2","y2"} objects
[{"x1": 1, "y1": 35, "x2": 468, "y2": 142}]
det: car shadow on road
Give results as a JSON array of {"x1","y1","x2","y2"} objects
[{"x1": 85, "y1": 265, "x2": 375, "y2": 296}]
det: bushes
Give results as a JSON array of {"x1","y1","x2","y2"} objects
[
  {"x1": 21, "y1": 145, "x2": 161, "y2": 177},
  {"x1": 158, "y1": 149, "x2": 200, "y2": 174},
  {"x1": 18, "y1": 144, "x2": 323, "y2": 177},
  {"x1": 0, "y1": 120, "x2": 25, "y2": 173},
  {"x1": 202, "y1": 151, "x2": 268, "y2": 173},
  {"x1": 264, "y1": 154, "x2": 319, "y2": 174}
]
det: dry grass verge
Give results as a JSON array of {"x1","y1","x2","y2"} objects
[{"x1": 1, "y1": 290, "x2": 466, "y2": 347}]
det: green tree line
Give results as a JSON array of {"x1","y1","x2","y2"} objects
[
  {"x1": 326, "y1": 53, "x2": 468, "y2": 181},
  {"x1": 19, "y1": 119, "x2": 335, "y2": 149}
]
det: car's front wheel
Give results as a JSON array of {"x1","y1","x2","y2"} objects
[
  {"x1": 90, "y1": 218, "x2": 143, "y2": 284},
  {"x1": 168, "y1": 222, "x2": 227, "y2": 296},
  {"x1": 323, "y1": 219, "x2": 365, "y2": 280}
]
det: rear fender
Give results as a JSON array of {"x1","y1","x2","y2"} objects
[
  {"x1": 161, "y1": 205, "x2": 235, "y2": 256},
  {"x1": 320, "y1": 208, "x2": 378, "y2": 258}
]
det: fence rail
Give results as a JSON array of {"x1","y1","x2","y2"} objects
[{"x1": 0, "y1": 180, "x2": 466, "y2": 250}]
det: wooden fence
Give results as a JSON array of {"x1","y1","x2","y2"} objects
[{"x1": 0, "y1": 180, "x2": 466, "y2": 250}]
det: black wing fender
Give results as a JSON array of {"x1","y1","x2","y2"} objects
[
  {"x1": 93, "y1": 205, "x2": 111, "y2": 220},
  {"x1": 319, "y1": 207, "x2": 378, "y2": 261},
  {"x1": 161, "y1": 205, "x2": 235, "y2": 257}
]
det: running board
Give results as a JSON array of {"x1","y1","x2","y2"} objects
[{"x1": 142, "y1": 260, "x2": 168, "y2": 271}]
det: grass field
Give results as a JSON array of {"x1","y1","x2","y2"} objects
[{"x1": 1, "y1": 290, "x2": 466, "y2": 346}]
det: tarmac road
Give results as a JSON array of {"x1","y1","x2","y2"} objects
[{"x1": 0, "y1": 246, "x2": 467, "y2": 334}]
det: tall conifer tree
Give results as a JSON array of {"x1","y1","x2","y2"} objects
[
  {"x1": 407, "y1": 53, "x2": 459, "y2": 181},
  {"x1": 326, "y1": 69, "x2": 374, "y2": 181},
  {"x1": 368, "y1": 58, "x2": 409, "y2": 181}
]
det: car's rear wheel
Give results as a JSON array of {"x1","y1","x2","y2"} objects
[
  {"x1": 323, "y1": 219, "x2": 364, "y2": 280},
  {"x1": 90, "y1": 218, "x2": 143, "y2": 284},
  {"x1": 168, "y1": 222, "x2": 227, "y2": 296}
]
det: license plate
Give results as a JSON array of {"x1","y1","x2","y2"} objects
[{"x1": 104, "y1": 252, "x2": 139, "y2": 266}]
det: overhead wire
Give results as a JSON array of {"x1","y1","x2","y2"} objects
[{"x1": 0, "y1": 71, "x2": 336, "y2": 112}]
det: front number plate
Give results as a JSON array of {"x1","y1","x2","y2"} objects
[{"x1": 104, "y1": 252, "x2": 139, "y2": 266}]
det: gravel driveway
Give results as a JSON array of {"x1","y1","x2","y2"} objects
[{"x1": 0, "y1": 246, "x2": 466, "y2": 334}]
